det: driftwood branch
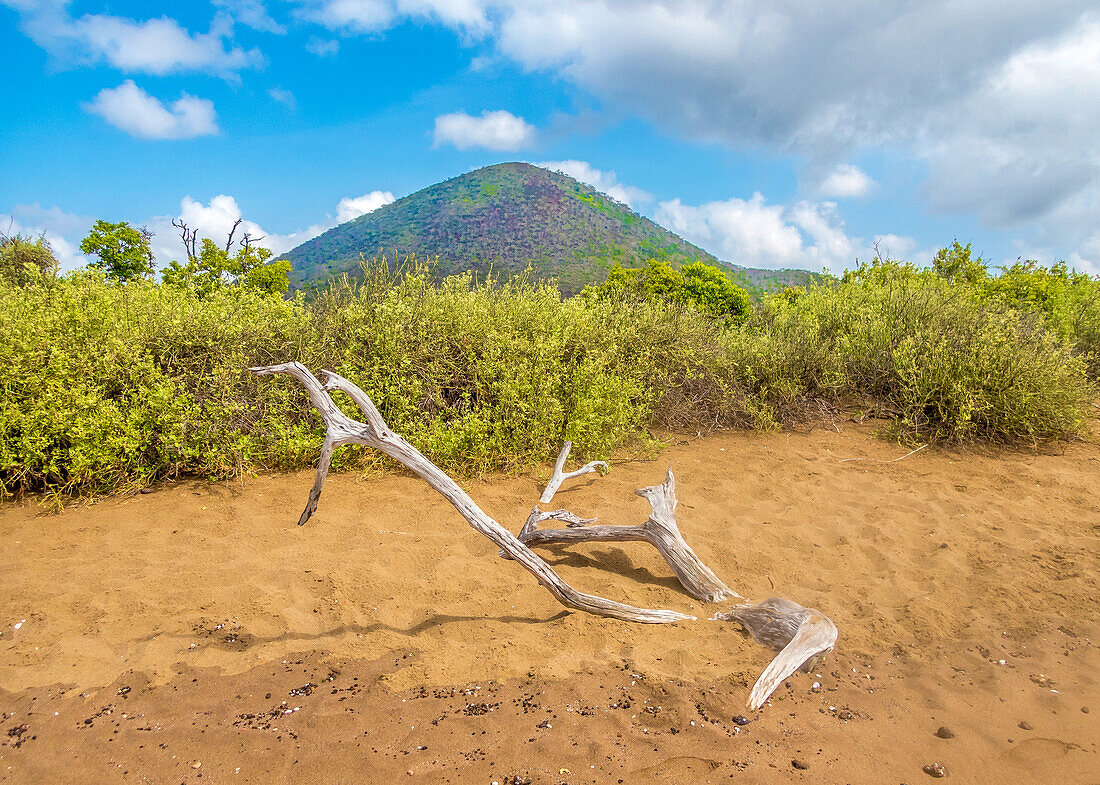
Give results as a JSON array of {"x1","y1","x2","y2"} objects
[
  {"x1": 250, "y1": 362, "x2": 691, "y2": 624},
  {"x1": 516, "y1": 469, "x2": 741, "y2": 603},
  {"x1": 714, "y1": 597, "x2": 838, "y2": 710},
  {"x1": 540, "y1": 441, "x2": 607, "y2": 504}
]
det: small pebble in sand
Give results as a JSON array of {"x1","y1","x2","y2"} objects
[
  {"x1": 923, "y1": 763, "x2": 948, "y2": 778},
  {"x1": 812, "y1": 682, "x2": 822, "y2": 693},
  {"x1": 191, "y1": 762, "x2": 201, "y2": 770},
  {"x1": 792, "y1": 759, "x2": 809, "y2": 770},
  {"x1": 934, "y1": 726, "x2": 954, "y2": 739},
  {"x1": 838, "y1": 710, "x2": 854, "y2": 720},
  {"x1": 1018, "y1": 721, "x2": 1033, "y2": 730},
  {"x1": 732, "y1": 715, "x2": 751, "y2": 726},
  {"x1": 1082, "y1": 706, "x2": 1090, "y2": 714}
]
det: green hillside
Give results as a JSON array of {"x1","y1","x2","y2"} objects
[{"x1": 282, "y1": 162, "x2": 819, "y2": 294}]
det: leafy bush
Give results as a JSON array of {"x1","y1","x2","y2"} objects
[
  {"x1": 0, "y1": 232, "x2": 57, "y2": 284},
  {"x1": 597, "y1": 259, "x2": 752, "y2": 321},
  {"x1": 0, "y1": 251, "x2": 1095, "y2": 499},
  {"x1": 745, "y1": 265, "x2": 1091, "y2": 440}
]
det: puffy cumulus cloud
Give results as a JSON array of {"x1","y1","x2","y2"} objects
[
  {"x1": 84, "y1": 81, "x2": 218, "y2": 140},
  {"x1": 654, "y1": 193, "x2": 904, "y2": 273},
  {"x1": 815, "y1": 164, "x2": 874, "y2": 199},
  {"x1": 534, "y1": 160, "x2": 651, "y2": 208},
  {"x1": 0, "y1": 204, "x2": 94, "y2": 271},
  {"x1": 291, "y1": 0, "x2": 1100, "y2": 267},
  {"x1": 177, "y1": 195, "x2": 267, "y2": 247},
  {"x1": 336, "y1": 191, "x2": 396, "y2": 223},
  {"x1": 433, "y1": 110, "x2": 535, "y2": 151},
  {"x1": 5, "y1": 2, "x2": 263, "y2": 77}
]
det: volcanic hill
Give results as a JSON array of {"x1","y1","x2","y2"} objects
[{"x1": 282, "y1": 162, "x2": 818, "y2": 293}]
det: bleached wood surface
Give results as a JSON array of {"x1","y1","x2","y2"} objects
[{"x1": 250, "y1": 362, "x2": 691, "y2": 624}]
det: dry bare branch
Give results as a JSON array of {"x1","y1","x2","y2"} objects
[{"x1": 250, "y1": 362, "x2": 692, "y2": 624}]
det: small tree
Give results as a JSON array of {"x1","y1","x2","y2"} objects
[
  {"x1": 0, "y1": 231, "x2": 58, "y2": 285},
  {"x1": 79, "y1": 220, "x2": 155, "y2": 282},
  {"x1": 162, "y1": 236, "x2": 290, "y2": 296},
  {"x1": 599, "y1": 259, "x2": 751, "y2": 321},
  {"x1": 932, "y1": 241, "x2": 987, "y2": 286}
]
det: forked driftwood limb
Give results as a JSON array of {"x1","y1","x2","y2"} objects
[
  {"x1": 540, "y1": 442, "x2": 607, "y2": 504},
  {"x1": 250, "y1": 362, "x2": 691, "y2": 624},
  {"x1": 516, "y1": 469, "x2": 741, "y2": 603},
  {"x1": 714, "y1": 597, "x2": 839, "y2": 711}
]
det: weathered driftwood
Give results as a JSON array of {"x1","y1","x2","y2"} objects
[
  {"x1": 250, "y1": 362, "x2": 691, "y2": 624},
  {"x1": 516, "y1": 469, "x2": 741, "y2": 603},
  {"x1": 539, "y1": 442, "x2": 607, "y2": 504},
  {"x1": 714, "y1": 597, "x2": 839, "y2": 710}
]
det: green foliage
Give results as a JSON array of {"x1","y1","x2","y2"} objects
[
  {"x1": 743, "y1": 267, "x2": 1091, "y2": 440},
  {"x1": 597, "y1": 260, "x2": 752, "y2": 321},
  {"x1": 79, "y1": 220, "x2": 155, "y2": 282},
  {"x1": 932, "y1": 240, "x2": 988, "y2": 285},
  {"x1": 979, "y1": 260, "x2": 1100, "y2": 377},
  {"x1": 283, "y1": 162, "x2": 809, "y2": 296},
  {"x1": 162, "y1": 239, "x2": 290, "y2": 296},
  {"x1": 0, "y1": 246, "x2": 1095, "y2": 500},
  {"x1": 0, "y1": 232, "x2": 58, "y2": 285}
]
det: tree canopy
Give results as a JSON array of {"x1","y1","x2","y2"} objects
[{"x1": 79, "y1": 220, "x2": 155, "y2": 282}]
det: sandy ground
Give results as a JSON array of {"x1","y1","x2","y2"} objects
[{"x1": 1, "y1": 425, "x2": 1097, "y2": 784}]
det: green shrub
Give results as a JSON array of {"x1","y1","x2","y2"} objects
[
  {"x1": 0, "y1": 232, "x2": 57, "y2": 285},
  {"x1": 0, "y1": 250, "x2": 1094, "y2": 500},
  {"x1": 597, "y1": 259, "x2": 752, "y2": 321}
]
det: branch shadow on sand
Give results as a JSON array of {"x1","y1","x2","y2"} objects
[{"x1": 533, "y1": 544, "x2": 685, "y2": 593}]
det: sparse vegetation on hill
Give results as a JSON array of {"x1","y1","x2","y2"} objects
[
  {"x1": 0, "y1": 249, "x2": 1095, "y2": 500},
  {"x1": 281, "y1": 162, "x2": 816, "y2": 295}
]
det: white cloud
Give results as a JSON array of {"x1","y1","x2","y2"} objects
[
  {"x1": 534, "y1": 160, "x2": 651, "y2": 208},
  {"x1": 84, "y1": 81, "x2": 218, "y2": 140},
  {"x1": 268, "y1": 86, "x2": 297, "y2": 110},
  {"x1": 655, "y1": 192, "x2": 889, "y2": 273},
  {"x1": 6, "y1": 4, "x2": 263, "y2": 77},
  {"x1": 177, "y1": 195, "x2": 266, "y2": 246},
  {"x1": 815, "y1": 164, "x2": 874, "y2": 199},
  {"x1": 336, "y1": 191, "x2": 396, "y2": 222},
  {"x1": 213, "y1": 0, "x2": 286, "y2": 34},
  {"x1": 433, "y1": 110, "x2": 535, "y2": 151},
  {"x1": 300, "y1": 0, "x2": 489, "y2": 35}
]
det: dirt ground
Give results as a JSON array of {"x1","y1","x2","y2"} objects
[{"x1": 1, "y1": 425, "x2": 1097, "y2": 784}]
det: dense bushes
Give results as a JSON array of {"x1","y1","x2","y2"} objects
[{"x1": 0, "y1": 252, "x2": 1096, "y2": 499}]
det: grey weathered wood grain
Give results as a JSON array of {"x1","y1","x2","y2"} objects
[
  {"x1": 250, "y1": 362, "x2": 692, "y2": 624},
  {"x1": 714, "y1": 597, "x2": 838, "y2": 710},
  {"x1": 539, "y1": 441, "x2": 608, "y2": 504},
  {"x1": 516, "y1": 468, "x2": 741, "y2": 603}
]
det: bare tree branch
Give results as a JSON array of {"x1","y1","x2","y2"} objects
[
  {"x1": 225, "y1": 218, "x2": 243, "y2": 252},
  {"x1": 251, "y1": 362, "x2": 693, "y2": 624},
  {"x1": 539, "y1": 441, "x2": 608, "y2": 504},
  {"x1": 171, "y1": 218, "x2": 197, "y2": 262},
  {"x1": 515, "y1": 469, "x2": 741, "y2": 603}
]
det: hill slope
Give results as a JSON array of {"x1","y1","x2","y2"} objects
[{"x1": 283, "y1": 162, "x2": 819, "y2": 293}]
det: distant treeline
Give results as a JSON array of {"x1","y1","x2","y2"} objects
[{"x1": 1, "y1": 234, "x2": 1097, "y2": 500}]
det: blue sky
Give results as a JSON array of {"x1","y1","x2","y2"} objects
[{"x1": 3, "y1": 1, "x2": 1098, "y2": 276}]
